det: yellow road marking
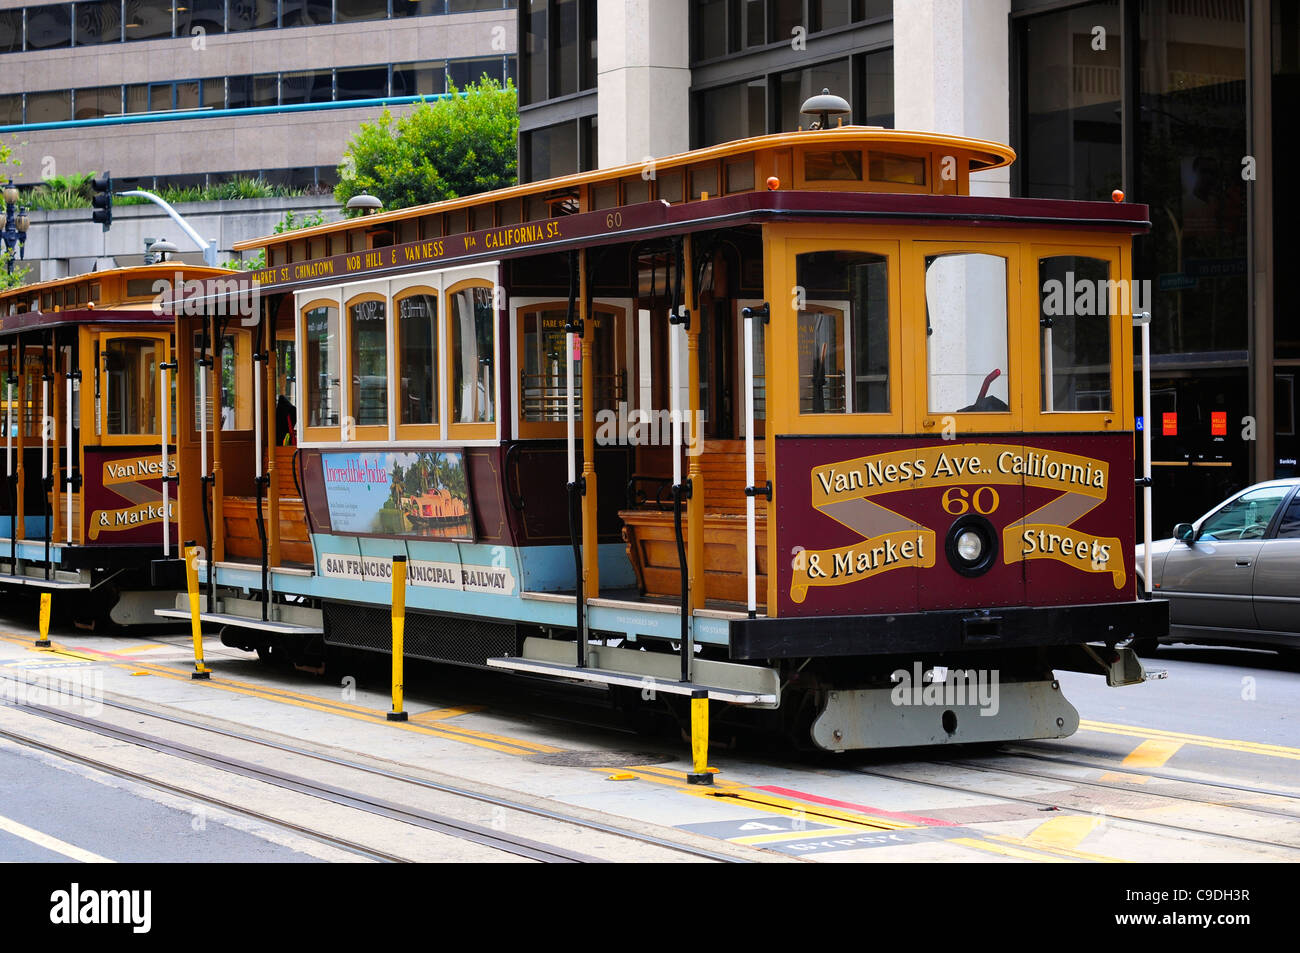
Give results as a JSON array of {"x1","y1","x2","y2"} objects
[
  {"x1": 988, "y1": 833, "x2": 1125, "y2": 863},
  {"x1": 949, "y1": 836, "x2": 1071, "y2": 862},
  {"x1": 0, "y1": 811, "x2": 114, "y2": 863},
  {"x1": 410, "y1": 705, "x2": 485, "y2": 723},
  {"x1": 1080, "y1": 719, "x2": 1300, "y2": 761},
  {"x1": 1122, "y1": 738, "x2": 1185, "y2": 770},
  {"x1": 1097, "y1": 771, "x2": 1150, "y2": 785}
]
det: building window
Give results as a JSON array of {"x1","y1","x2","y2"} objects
[
  {"x1": 180, "y1": 0, "x2": 226, "y2": 36},
  {"x1": 778, "y1": 57, "x2": 850, "y2": 132},
  {"x1": 26, "y1": 89, "x2": 71, "y2": 123},
  {"x1": 281, "y1": 0, "x2": 332, "y2": 27},
  {"x1": 0, "y1": 95, "x2": 21, "y2": 125},
  {"x1": 392, "y1": 60, "x2": 447, "y2": 96},
  {"x1": 74, "y1": 86, "x2": 121, "y2": 119},
  {"x1": 75, "y1": 0, "x2": 121, "y2": 45},
  {"x1": 697, "y1": 79, "x2": 766, "y2": 147},
  {"x1": 338, "y1": 65, "x2": 389, "y2": 100},
  {"x1": 26, "y1": 4, "x2": 73, "y2": 49},
  {"x1": 228, "y1": 73, "x2": 279, "y2": 108},
  {"x1": 281, "y1": 69, "x2": 333, "y2": 104},
  {"x1": 449, "y1": 56, "x2": 506, "y2": 88},
  {"x1": 0, "y1": 10, "x2": 23, "y2": 52},
  {"x1": 124, "y1": 0, "x2": 174, "y2": 40},
  {"x1": 228, "y1": 0, "x2": 277, "y2": 31},
  {"x1": 862, "y1": 46, "x2": 892, "y2": 127},
  {"x1": 524, "y1": 120, "x2": 578, "y2": 181},
  {"x1": 393, "y1": 1, "x2": 447, "y2": 18},
  {"x1": 336, "y1": 0, "x2": 387, "y2": 22}
]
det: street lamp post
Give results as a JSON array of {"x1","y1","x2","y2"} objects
[{"x1": 1, "y1": 182, "x2": 29, "y2": 274}]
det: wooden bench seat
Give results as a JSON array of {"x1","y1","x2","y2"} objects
[
  {"x1": 222, "y1": 496, "x2": 314, "y2": 565},
  {"x1": 619, "y1": 439, "x2": 767, "y2": 605},
  {"x1": 222, "y1": 446, "x2": 313, "y2": 565}
]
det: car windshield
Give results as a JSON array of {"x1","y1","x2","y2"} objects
[{"x1": 1198, "y1": 486, "x2": 1292, "y2": 541}]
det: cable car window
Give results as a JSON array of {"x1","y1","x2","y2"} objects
[
  {"x1": 104, "y1": 338, "x2": 160, "y2": 435},
  {"x1": 925, "y1": 252, "x2": 1009, "y2": 414},
  {"x1": 348, "y1": 299, "x2": 387, "y2": 429},
  {"x1": 1038, "y1": 255, "x2": 1112, "y2": 412},
  {"x1": 193, "y1": 332, "x2": 248, "y2": 430},
  {"x1": 449, "y1": 285, "x2": 495, "y2": 426},
  {"x1": 304, "y1": 304, "x2": 340, "y2": 428},
  {"x1": 398, "y1": 293, "x2": 439, "y2": 427},
  {"x1": 794, "y1": 250, "x2": 890, "y2": 415}
]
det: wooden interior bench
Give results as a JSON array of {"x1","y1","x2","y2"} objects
[
  {"x1": 619, "y1": 439, "x2": 767, "y2": 606},
  {"x1": 222, "y1": 446, "x2": 313, "y2": 565}
]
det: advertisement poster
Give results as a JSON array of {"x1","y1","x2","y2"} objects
[{"x1": 321, "y1": 450, "x2": 473, "y2": 540}]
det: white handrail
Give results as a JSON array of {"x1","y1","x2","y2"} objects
[
  {"x1": 744, "y1": 310, "x2": 757, "y2": 616},
  {"x1": 1140, "y1": 313, "x2": 1152, "y2": 593},
  {"x1": 64, "y1": 372, "x2": 72, "y2": 544},
  {"x1": 160, "y1": 362, "x2": 170, "y2": 557},
  {"x1": 566, "y1": 330, "x2": 575, "y2": 486}
]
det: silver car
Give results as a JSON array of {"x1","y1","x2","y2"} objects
[{"x1": 1134, "y1": 478, "x2": 1300, "y2": 655}]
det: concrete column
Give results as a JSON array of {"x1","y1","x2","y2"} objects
[
  {"x1": 597, "y1": 0, "x2": 691, "y2": 170},
  {"x1": 893, "y1": 0, "x2": 1012, "y2": 197}
]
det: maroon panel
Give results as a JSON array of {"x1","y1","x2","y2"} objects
[
  {"x1": 81, "y1": 446, "x2": 178, "y2": 546},
  {"x1": 775, "y1": 433, "x2": 1135, "y2": 618}
]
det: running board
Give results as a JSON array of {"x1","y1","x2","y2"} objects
[
  {"x1": 0, "y1": 569, "x2": 90, "y2": 590},
  {"x1": 154, "y1": 608, "x2": 324, "y2": 636},
  {"x1": 487, "y1": 636, "x2": 780, "y2": 707}
]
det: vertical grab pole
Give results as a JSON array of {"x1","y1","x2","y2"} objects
[
  {"x1": 5, "y1": 344, "x2": 13, "y2": 570},
  {"x1": 159, "y1": 361, "x2": 170, "y2": 558},
  {"x1": 388, "y1": 555, "x2": 408, "y2": 721},
  {"x1": 1043, "y1": 324, "x2": 1055, "y2": 412},
  {"x1": 41, "y1": 339, "x2": 51, "y2": 578},
  {"x1": 64, "y1": 370, "x2": 74, "y2": 544},
  {"x1": 1138, "y1": 311, "x2": 1153, "y2": 593},
  {"x1": 669, "y1": 241, "x2": 692, "y2": 684},
  {"x1": 563, "y1": 251, "x2": 586, "y2": 668},
  {"x1": 741, "y1": 305, "x2": 765, "y2": 618}
]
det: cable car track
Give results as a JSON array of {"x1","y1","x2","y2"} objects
[
  {"x1": 0, "y1": 673, "x2": 755, "y2": 863},
  {"x1": 852, "y1": 761, "x2": 1300, "y2": 855}
]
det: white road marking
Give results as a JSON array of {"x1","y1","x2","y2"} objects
[{"x1": 0, "y1": 811, "x2": 114, "y2": 863}]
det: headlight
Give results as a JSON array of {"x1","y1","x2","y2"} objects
[{"x1": 956, "y1": 529, "x2": 983, "y2": 562}]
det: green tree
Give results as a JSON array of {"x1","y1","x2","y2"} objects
[{"x1": 334, "y1": 78, "x2": 518, "y2": 213}]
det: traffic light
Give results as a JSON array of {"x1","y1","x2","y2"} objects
[{"x1": 91, "y1": 172, "x2": 112, "y2": 231}]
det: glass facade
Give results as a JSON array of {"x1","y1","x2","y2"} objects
[
  {"x1": 4, "y1": 56, "x2": 512, "y2": 126},
  {"x1": 1016, "y1": 0, "x2": 1264, "y2": 530},
  {"x1": 0, "y1": 0, "x2": 517, "y2": 51}
]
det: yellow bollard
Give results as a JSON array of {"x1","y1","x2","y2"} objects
[
  {"x1": 686, "y1": 689, "x2": 714, "y2": 785},
  {"x1": 387, "y1": 555, "x2": 408, "y2": 722},
  {"x1": 34, "y1": 592, "x2": 51, "y2": 647},
  {"x1": 184, "y1": 543, "x2": 211, "y2": 680}
]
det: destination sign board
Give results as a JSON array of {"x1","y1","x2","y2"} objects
[{"x1": 247, "y1": 200, "x2": 674, "y2": 291}]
